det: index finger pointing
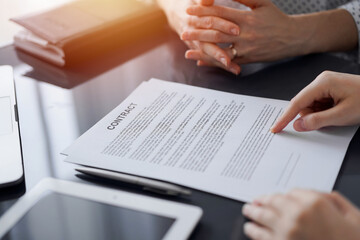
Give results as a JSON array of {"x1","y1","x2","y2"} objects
[
  {"x1": 270, "y1": 100, "x2": 303, "y2": 133},
  {"x1": 270, "y1": 79, "x2": 328, "y2": 133}
]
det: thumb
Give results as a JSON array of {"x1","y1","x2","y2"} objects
[
  {"x1": 232, "y1": 0, "x2": 270, "y2": 9},
  {"x1": 292, "y1": 104, "x2": 345, "y2": 131}
]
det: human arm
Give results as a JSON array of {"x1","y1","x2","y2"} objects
[
  {"x1": 339, "y1": 0, "x2": 360, "y2": 60},
  {"x1": 270, "y1": 71, "x2": 360, "y2": 133},
  {"x1": 242, "y1": 189, "x2": 360, "y2": 240},
  {"x1": 156, "y1": 0, "x2": 241, "y2": 74},
  {"x1": 183, "y1": 0, "x2": 358, "y2": 65}
]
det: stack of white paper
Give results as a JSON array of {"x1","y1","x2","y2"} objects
[{"x1": 62, "y1": 79, "x2": 358, "y2": 202}]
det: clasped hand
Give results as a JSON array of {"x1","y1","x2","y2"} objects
[{"x1": 177, "y1": 0, "x2": 301, "y2": 74}]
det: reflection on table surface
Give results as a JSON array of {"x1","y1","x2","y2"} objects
[
  {"x1": 3, "y1": 192, "x2": 174, "y2": 240},
  {"x1": 0, "y1": 27, "x2": 360, "y2": 240},
  {"x1": 0, "y1": 0, "x2": 73, "y2": 45}
]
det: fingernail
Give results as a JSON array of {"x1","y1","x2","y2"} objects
[
  {"x1": 242, "y1": 204, "x2": 251, "y2": 216},
  {"x1": 230, "y1": 67, "x2": 240, "y2": 75},
  {"x1": 253, "y1": 199, "x2": 262, "y2": 206},
  {"x1": 187, "y1": 7, "x2": 195, "y2": 14},
  {"x1": 220, "y1": 57, "x2": 227, "y2": 67},
  {"x1": 185, "y1": 51, "x2": 194, "y2": 59},
  {"x1": 294, "y1": 118, "x2": 307, "y2": 131},
  {"x1": 231, "y1": 27, "x2": 239, "y2": 35},
  {"x1": 243, "y1": 222, "x2": 251, "y2": 234},
  {"x1": 181, "y1": 32, "x2": 189, "y2": 40},
  {"x1": 270, "y1": 126, "x2": 276, "y2": 133},
  {"x1": 270, "y1": 123, "x2": 278, "y2": 133}
]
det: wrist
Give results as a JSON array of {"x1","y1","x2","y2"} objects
[
  {"x1": 291, "y1": 9, "x2": 358, "y2": 55},
  {"x1": 290, "y1": 14, "x2": 317, "y2": 56},
  {"x1": 156, "y1": 0, "x2": 187, "y2": 35}
]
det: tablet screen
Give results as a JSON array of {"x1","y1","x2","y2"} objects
[{"x1": 2, "y1": 192, "x2": 175, "y2": 240}]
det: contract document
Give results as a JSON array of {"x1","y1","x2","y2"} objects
[{"x1": 62, "y1": 79, "x2": 358, "y2": 202}]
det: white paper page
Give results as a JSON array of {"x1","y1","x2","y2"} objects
[{"x1": 63, "y1": 79, "x2": 358, "y2": 202}]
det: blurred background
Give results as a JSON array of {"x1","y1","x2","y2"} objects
[{"x1": 0, "y1": 0, "x2": 86, "y2": 45}]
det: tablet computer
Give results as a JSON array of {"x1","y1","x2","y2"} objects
[{"x1": 0, "y1": 178, "x2": 202, "y2": 240}]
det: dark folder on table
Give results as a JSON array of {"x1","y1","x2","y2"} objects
[{"x1": 11, "y1": 0, "x2": 166, "y2": 67}]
